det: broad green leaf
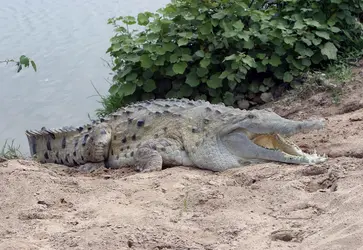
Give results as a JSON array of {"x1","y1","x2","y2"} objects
[
  {"x1": 137, "y1": 13, "x2": 149, "y2": 25},
  {"x1": 164, "y1": 43, "x2": 177, "y2": 52},
  {"x1": 224, "y1": 54, "x2": 237, "y2": 61},
  {"x1": 243, "y1": 39, "x2": 254, "y2": 49},
  {"x1": 143, "y1": 79, "x2": 156, "y2": 92},
  {"x1": 180, "y1": 84, "x2": 193, "y2": 97},
  {"x1": 181, "y1": 54, "x2": 193, "y2": 62},
  {"x1": 118, "y1": 82, "x2": 136, "y2": 96},
  {"x1": 241, "y1": 56, "x2": 256, "y2": 67},
  {"x1": 248, "y1": 82, "x2": 259, "y2": 93},
  {"x1": 302, "y1": 58, "x2": 311, "y2": 66},
  {"x1": 330, "y1": 27, "x2": 340, "y2": 33},
  {"x1": 109, "y1": 84, "x2": 119, "y2": 95},
  {"x1": 314, "y1": 31, "x2": 330, "y2": 39},
  {"x1": 256, "y1": 62, "x2": 267, "y2": 72},
  {"x1": 142, "y1": 70, "x2": 153, "y2": 79},
  {"x1": 211, "y1": 12, "x2": 226, "y2": 20},
  {"x1": 293, "y1": 20, "x2": 306, "y2": 29},
  {"x1": 269, "y1": 54, "x2": 282, "y2": 67},
  {"x1": 177, "y1": 38, "x2": 189, "y2": 46},
  {"x1": 233, "y1": 20, "x2": 245, "y2": 31},
  {"x1": 223, "y1": 92, "x2": 235, "y2": 105},
  {"x1": 122, "y1": 16, "x2": 136, "y2": 25},
  {"x1": 304, "y1": 19, "x2": 321, "y2": 27},
  {"x1": 172, "y1": 62, "x2": 188, "y2": 74},
  {"x1": 199, "y1": 22, "x2": 212, "y2": 35},
  {"x1": 154, "y1": 55, "x2": 165, "y2": 66},
  {"x1": 321, "y1": 42, "x2": 338, "y2": 60},
  {"x1": 228, "y1": 80, "x2": 237, "y2": 90},
  {"x1": 256, "y1": 53, "x2": 266, "y2": 59},
  {"x1": 140, "y1": 54, "x2": 153, "y2": 68},
  {"x1": 125, "y1": 72, "x2": 138, "y2": 81},
  {"x1": 283, "y1": 72, "x2": 293, "y2": 82},
  {"x1": 219, "y1": 70, "x2": 231, "y2": 79},
  {"x1": 169, "y1": 53, "x2": 179, "y2": 63},
  {"x1": 185, "y1": 71, "x2": 200, "y2": 87},
  {"x1": 295, "y1": 42, "x2": 314, "y2": 57},
  {"x1": 206, "y1": 74, "x2": 223, "y2": 89},
  {"x1": 197, "y1": 67, "x2": 208, "y2": 77},
  {"x1": 301, "y1": 37, "x2": 312, "y2": 46},
  {"x1": 194, "y1": 50, "x2": 204, "y2": 58},
  {"x1": 19, "y1": 55, "x2": 30, "y2": 67},
  {"x1": 284, "y1": 36, "x2": 297, "y2": 45},
  {"x1": 200, "y1": 58, "x2": 210, "y2": 68}
]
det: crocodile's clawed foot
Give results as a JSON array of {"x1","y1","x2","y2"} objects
[{"x1": 77, "y1": 162, "x2": 106, "y2": 173}]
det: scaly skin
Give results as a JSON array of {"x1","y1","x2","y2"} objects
[{"x1": 25, "y1": 98, "x2": 327, "y2": 172}]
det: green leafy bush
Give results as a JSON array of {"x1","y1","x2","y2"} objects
[{"x1": 104, "y1": 0, "x2": 363, "y2": 112}]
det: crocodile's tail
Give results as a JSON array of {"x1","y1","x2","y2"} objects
[{"x1": 25, "y1": 122, "x2": 112, "y2": 167}]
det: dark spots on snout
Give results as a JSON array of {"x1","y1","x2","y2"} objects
[
  {"x1": 46, "y1": 138, "x2": 52, "y2": 151},
  {"x1": 61, "y1": 137, "x2": 66, "y2": 149},
  {"x1": 44, "y1": 152, "x2": 49, "y2": 160},
  {"x1": 82, "y1": 134, "x2": 89, "y2": 146},
  {"x1": 137, "y1": 120, "x2": 145, "y2": 127}
]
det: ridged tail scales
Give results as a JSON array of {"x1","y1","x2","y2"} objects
[{"x1": 25, "y1": 123, "x2": 112, "y2": 167}]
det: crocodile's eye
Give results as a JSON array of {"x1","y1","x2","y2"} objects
[{"x1": 247, "y1": 114, "x2": 256, "y2": 119}]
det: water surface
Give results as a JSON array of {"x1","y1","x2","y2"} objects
[{"x1": 0, "y1": 0, "x2": 170, "y2": 154}]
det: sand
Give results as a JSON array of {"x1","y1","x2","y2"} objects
[{"x1": 1, "y1": 66, "x2": 363, "y2": 250}]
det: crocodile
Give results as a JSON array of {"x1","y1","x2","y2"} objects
[{"x1": 25, "y1": 98, "x2": 327, "y2": 172}]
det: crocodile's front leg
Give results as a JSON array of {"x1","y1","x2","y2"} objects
[{"x1": 134, "y1": 138, "x2": 194, "y2": 172}]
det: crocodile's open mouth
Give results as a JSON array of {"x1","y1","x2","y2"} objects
[{"x1": 248, "y1": 133, "x2": 305, "y2": 156}]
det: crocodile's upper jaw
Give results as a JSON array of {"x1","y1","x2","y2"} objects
[{"x1": 221, "y1": 128, "x2": 326, "y2": 165}]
